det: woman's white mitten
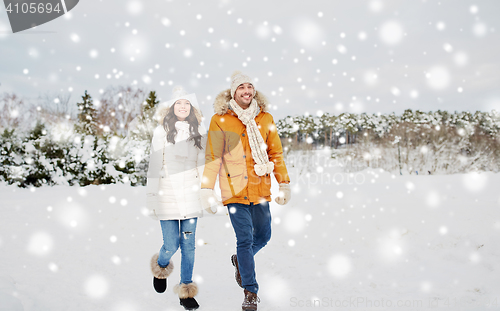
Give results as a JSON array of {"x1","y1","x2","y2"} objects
[{"x1": 200, "y1": 189, "x2": 221, "y2": 214}]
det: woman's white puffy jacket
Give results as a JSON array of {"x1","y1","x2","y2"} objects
[{"x1": 146, "y1": 125, "x2": 206, "y2": 220}]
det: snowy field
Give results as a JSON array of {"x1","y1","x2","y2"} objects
[{"x1": 1, "y1": 154, "x2": 500, "y2": 311}]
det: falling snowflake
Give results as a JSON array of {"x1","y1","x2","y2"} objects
[
  {"x1": 379, "y1": 21, "x2": 404, "y2": 45},
  {"x1": 84, "y1": 274, "x2": 109, "y2": 299}
]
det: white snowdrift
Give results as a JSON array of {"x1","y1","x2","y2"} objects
[{"x1": 0, "y1": 166, "x2": 499, "y2": 310}]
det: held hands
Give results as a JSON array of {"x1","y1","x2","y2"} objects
[
  {"x1": 200, "y1": 188, "x2": 223, "y2": 214},
  {"x1": 275, "y1": 183, "x2": 291, "y2": 205}
]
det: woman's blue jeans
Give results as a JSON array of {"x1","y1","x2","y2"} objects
[
  {"x1": 157, "y1": 218, "x2": 197, "y2": 284},
  {"x1": 227, "y1": 202, "x2": 272, "y2": 294}
]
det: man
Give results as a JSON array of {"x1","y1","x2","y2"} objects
[{"x1": 200, "y1": 71, "x2": 291, "y2": 311}]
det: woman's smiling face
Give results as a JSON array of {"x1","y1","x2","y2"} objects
[{"x1": 173, "y1": 99, "x2": 191, "y2": 121}]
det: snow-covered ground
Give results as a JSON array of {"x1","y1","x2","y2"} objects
[{"x1": 1, "y1": 153, "x2": 500, "y2": 310}]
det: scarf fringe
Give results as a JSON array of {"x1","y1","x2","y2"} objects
[{"x1": 228, "y1": 100, "x2": 274, "y2": 176}]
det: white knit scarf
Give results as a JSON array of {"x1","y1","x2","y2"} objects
[
  {"x1": 159, "y1": 121, "x2": 203, "y2": 178},
  {"x1": 229, "y1": 99, "x2": 274, "y2": 176},
  {"x1": 172, "y1": 121, "x2": 191, "y2": 157}
]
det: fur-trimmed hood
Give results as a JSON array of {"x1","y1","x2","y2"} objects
[{"x1": 213, "y1": 89, "x2": 269, "y2": 116}]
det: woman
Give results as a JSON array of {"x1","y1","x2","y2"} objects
[{"x1": 146, "y1": 86, "x2": 214, "y2": 310}]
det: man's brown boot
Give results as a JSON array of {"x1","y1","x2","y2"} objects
[
  {"x1": 231, "y1": 254, "x2": 243, "y2": 288},
  {"x1": 242, "y1": 289, "x2": 259, "y2": 311}
]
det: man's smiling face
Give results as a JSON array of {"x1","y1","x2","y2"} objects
[{"x1": 233, "y1": 83, "x2": 254, "y2": 109}]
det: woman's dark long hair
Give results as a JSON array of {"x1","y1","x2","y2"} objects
[{"x1": 163, "y1": 101, "x2": 203, "y2": 150}]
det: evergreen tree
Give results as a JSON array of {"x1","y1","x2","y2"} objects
[
  {"x1": 129, "y1": 90, "x2": 159, "y2": 141},
  {"x1": 0, "y1": 128, "x2": 24, "y2": 184},
  {"x1": 121, "y1": 90, "x2": 159, "y2": 185},
  {"x1": 144, "y1": 91, "x2": 159, "y2": 120},
  {"x1": 317, "y1": 113, "x2": 333, "y2": 147},
  {"x1": 74, "y1": 90, "x2": 98, "y2": 136}
]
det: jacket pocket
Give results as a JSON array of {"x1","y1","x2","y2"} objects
[
  {"x1": 259, "y1": 173, "x2": 272, "y2": 197},
  {"x1": 220, "y1": 164, "x2": 247, "y2": 201},
  {"x1": 146, "y1": 195, "x2": 159, "y2": 220}
]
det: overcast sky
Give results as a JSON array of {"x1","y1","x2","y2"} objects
[{"x1": 1, "y1": 0, "x2": 500, "y2": 120}]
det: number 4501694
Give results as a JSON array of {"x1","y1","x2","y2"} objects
[{"x1": 6, "y1": 3, "x2": 62, "y2": 14}]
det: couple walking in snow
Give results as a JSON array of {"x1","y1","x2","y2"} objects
[{"x1": 146, "y1": 71, "x2": 291, "y2": 311}]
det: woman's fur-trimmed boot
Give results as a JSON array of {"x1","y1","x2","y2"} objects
[
  {"x1": 150, "y1": 253, "x2": 174, "y2": 293},
  {"x1": 174, "y1": 282, "x2": 199, "y2": 310}
]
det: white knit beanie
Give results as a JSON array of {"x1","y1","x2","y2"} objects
[
  {"x1": 169, "y1": 86, "x2": 189, "y2": 107},
  {"x1": 230, "y1": 70, "x2": 255, "y2": 98}
]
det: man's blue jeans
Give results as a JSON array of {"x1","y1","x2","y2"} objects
[
  {"x1": 227, "y1": 201, "x2": 272, "y2": 294},
  {"x1": 157, "y1": 218, "x2": 197, "y2": 284}
]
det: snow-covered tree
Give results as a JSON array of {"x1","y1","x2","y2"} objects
[
  {"x1": 96, "y1": 85, "x2": 147, "y2": 137},
  {"x1": 74, "y1": 90, "x2": 98, "y2": 136},
  {"x1": 0, "y1": 128, "x2": 24, "y2": 184},
  {"x1": 0, "y1": 93, "x2": 31, "y2": 133},
  {"x1": 128, "y1": 90, "x2": 159, "y2": 142}
]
